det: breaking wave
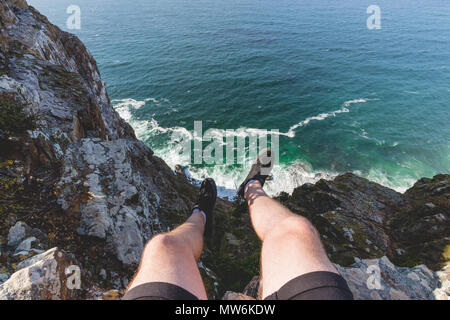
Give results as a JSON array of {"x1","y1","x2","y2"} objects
[
  {"x1": 114, "y1": 97, "x2": 370, "y2": 140},
  {"x1": 113, "y1": 97, "x2": 415, "y2": 199},
  {"x1": 286, "y1": 98, "x2": 368, "y2": 137}
]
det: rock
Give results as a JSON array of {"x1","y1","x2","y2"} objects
[
  {"x1": 55, "y1": 138, "x2": 193, "y2": 266},
  {"x1": 234, "y1": 257, "x2": 449, "y2": 300},
  {"x1": 335, "y1": 256, "x2": 448, "y2": 300},
  {"x1": 277, "y1": 173, "x2": 408, "y2": 265},
  {"x1": 102, "y1": 289, "x2": 120, "y2": 300},
  {"x1": 0, "y1": 0, "x2": 135, "y2": 143},
  {"x1": 222, "y1": 291, "x2": 256, "y2": 300},
  {"x1": 225, "y1": 233, "x2": 241, "y2": 246},
  {"x1": 5, "y1": 222, "x2": 48, "y2": 268},
  {"x1": 0, "y1": 274, "x2": 9, "y2": 285},
  {"x1": 390, "y1": 174, "x2": 450, "y2": 270},
  {"x1": 14, "y1": 236, "x2": 36, "y2": 253},
  {"x1": 7, "y1": 222, "x2": 47, "y2": 253},
  {"x1": 242, "y1": 276, "x2": 260, "y2": 299},
  {"x1": 276, "y1": 173, "x2": 450, "y2": 270},
  {"x1": 7, "y1": 221, "x2": 29, "y2": 247},
  {"x1": 433, "y1": 264, "x2": 450, "y2": 300},
  {"x1": 174, "y1": 164, "x2": 188, "y2": 179},
  {"x1": 0, "y1": 0, "x2": 198, "y2": 297},
  {"x1": 12, "y1": 0, "x2": 28, "y2": 9},
  {"x1": 425, "y1": 203, "x2": 436, "y2": 209},
  {"x1": 0, "y1": 248, "x2": 80, "y2": 300},
  {"x1": 0, "y1": 1, "x2": 17, "y2": 28},
  {"x1": 84, "y1": 286, "x2": 104, "y2": 300}
]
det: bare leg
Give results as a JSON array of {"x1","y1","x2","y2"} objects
[
  {"x1": 126, "y1": 211, "x2": 208, "y2": 300},
  {"x1": 245, "y1": 181, "x2": 338, "y2": 299}
]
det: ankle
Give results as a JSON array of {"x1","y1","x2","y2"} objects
[
  {"x1": 244, "y1": 179, "x2": 262, "y2": 199},
  {"x1": 192, "y1": 208, "x2": 207, "y2": 225}
]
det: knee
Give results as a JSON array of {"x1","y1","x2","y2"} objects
[
  {"x1": 267, "y1": 215, "x2": 318, "y2": 241},
  {"x1": 144, "y1": 233, "x2": 186, "y2": 256}
]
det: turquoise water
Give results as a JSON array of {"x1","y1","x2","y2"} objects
[{"x1": 29, "y1": 0, "x2": 450, "y2": 196}]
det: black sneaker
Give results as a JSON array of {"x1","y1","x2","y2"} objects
[
  {"x1": 193, "y1": 178, "x2": 217, "y2": 239},
  {"x1": 237, "y1": 148, "x2": 274, "y2": 199}
]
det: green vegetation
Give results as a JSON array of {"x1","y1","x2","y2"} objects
[
  {"x1": 42, "y1": 65, "x2": 80, "y2": 90},
  {"x1": 201, "y1": 199, "x2": 261, "y2": 297},
  {"x1": 0, "y1": 94, "x2": 37, "y2": 136},
  {"x1": 0, "y1": 160, "x2": 24, "y2": 215},
  {"x1": 39, "y1": 65, "x2": 87, "y2": 104},
  {"x1": 204, "y1": 242, "x2": 260, "y2": 294}
]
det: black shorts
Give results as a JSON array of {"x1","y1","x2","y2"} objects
[{"x1": 122, "y1": 271, "x2": 353, "y2": 300}]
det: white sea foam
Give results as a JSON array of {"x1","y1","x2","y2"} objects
[
  {"x1": 152, "y1": 134, "x2": 336, "y2": 199},
  {"x1": 286, "y1": 98, "x2": 368, "y2": 138},
  {"x1": 112, "y1": 98, "x2": 337, "y2": 199},
  {"x1": 113, "y1": 98, "x2": 194, "y2": 140},
  {"x1": 354, "y1": 169, "x2": 417, "y2": 193},
  {"x1": 114, "y1": 97, "x2": 369, "y2": 140},
  {"x1": 112, "y1": 97, "x2": 413, "y2": 197},
  {"x1": 112, "y1": 98, "x2": 149, "y2": 121}
]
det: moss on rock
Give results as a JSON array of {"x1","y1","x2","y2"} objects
[{"x1": 0, "y1": 93, "x2": 37, "y2": 137}]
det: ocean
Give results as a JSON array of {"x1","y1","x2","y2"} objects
[{"x1": 28, "y1": 0, "x2": 450, "y2": 198}]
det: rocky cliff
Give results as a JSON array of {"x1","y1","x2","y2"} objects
[
  {"x1": 0, "y1": 0, "x2": 202, "y2": 299},
  {"x1": 225, "y1": 174, "x2": 449, "y2": 300},
  {"x1": 0, "y1": 0, "x2": 448, "y2": 300}
]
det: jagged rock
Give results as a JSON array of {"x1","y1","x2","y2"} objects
[
  {"x1": 0, "y1": 0, "x2": 136, "y2": 178},
  {"x1": 174, "y1": 164, "x2": 188, "y2": 179},
  {"x1": 0, "y1": 0, "x2": 197, "y2": 297},
  {"x1": 14, "y1": 236, "x2": 36, "y2": 252},
  {"x1": 99, "y1": 269, "x2": 107, "y2": 280},
  {"x1": 434, "y1": 264, "x2": 450, "y2": 300},
  {"x1": 0, "y1": 1, "x2": 17, "y2": 29},
  {"x1": 84, "y1": 286, "x2": 104, "y2": 300},
  {"x1": 277, "y1": 173, "x2": 450, "y2": 269},
  {"x1": 336, "y1": 256, "x2": 448, "y2": 300},
  {"x1": 55, "y1": 138, "x2": 165, "y2": 266},
  {"x1": 0, "y1": 248, "x2": 80, "y2": 300},
  {"x1": 277, "y1": 173, "x2": 407, "y2": 265},
  {"x1": 7, "y1": 221, "x2": 29, "y2": 247},
  {"x1": 54, "y1": 137, "x2": 195, "y2": 266},
  {"x1": 6, "y1": 222, "x2": 48, "y2": 256},
  {"x1": 228, "y1": 257, "x2": 449, "y2": 300},
  {"x1": 390, "y1": 174, "x2": 450, "y2": 270},
  {"x1": 242, "y1": 276, "x2": 260, "y2": 299},
  {"x1": 0, "y1": 0, "x2": 133, "y2": 142}
]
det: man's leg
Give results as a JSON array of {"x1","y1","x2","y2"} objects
[
  {"x1": 245, "y1": 180, "x2": 338, "y2": 299},
  {"x1": 124, "y1": 178, "x2": 217, "y2": 300},
  {"x1": 126, "y1": 210, "x2": 207, "y2": 299}
]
